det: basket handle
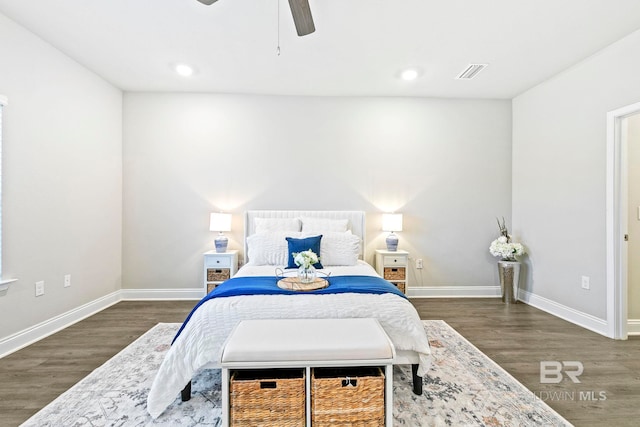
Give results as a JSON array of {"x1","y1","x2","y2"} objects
[
  {"x1": 341, "y1": 377, "x2": 357, "y2": 387},
  {"x1": 260, "y1": 381, "x2": 277, "y2": 389}
]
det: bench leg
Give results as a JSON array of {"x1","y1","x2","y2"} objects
[
  {"x1": 181, "y1": 381, "x2": 192, "y2": 402},
  {"x1": 411, "y1": 364, "x2": 423, "y2": 395}
]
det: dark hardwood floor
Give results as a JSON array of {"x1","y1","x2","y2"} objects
[
  {"x1": 0, "y1": 301, "x2": 196, "y2": 426},
  {"x1": 1, "y1": 299, "x2": 638, "y2": 426},
  {"x1": 412, "y1": 298, "x2": 640, "y2": 427}
]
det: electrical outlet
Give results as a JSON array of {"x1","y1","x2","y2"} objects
[
  {"x1": 581, "y1": 276, "x2": 590, "y2": 290},
  {"x1": 64, "y1": 274, "x2": 71, "y2": 288},
  {"x1": 35, "y1": 281, "x2": 45, "y2": 296},
  {"x1": 416, "y1": 259, "x2": 424, "y2": 269}
]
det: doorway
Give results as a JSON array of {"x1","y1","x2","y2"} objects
[
  {"x1": 606, "y1": 101, "x2": 640, "y2": 339},
  {"x1": 627, "y1": 114, "x2": 640, "y2": 335}
]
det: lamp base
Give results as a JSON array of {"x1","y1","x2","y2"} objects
[
  {"x1": 214, "y1": 234, "x2": 228, "y2": 253},
  {"x1": 385, "y1": 232, "x2": 399, "y2": 251}
]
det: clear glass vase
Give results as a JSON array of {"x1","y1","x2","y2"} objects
[{"x1": 298, "y1": 265, "x2": 316, "y2": 284}]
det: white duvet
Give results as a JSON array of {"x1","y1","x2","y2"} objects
[{"x1": 147, "y1": 261, "x2": 431, "y2": 419}]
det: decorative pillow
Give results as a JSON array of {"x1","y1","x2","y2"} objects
[
  {"x1": 246, "y1": 231, "x2": 301, "y2": 265},
  {"x1": 300, "y1": 217, "x2": 350, "y2": 234},
  {"x1": 319, "y1": 232, "x2": 361, "y2": 266},
  {"x1": 286, "y1": 235, "x2": 324, "y2": 269},
  {"x1": 254, "y1": 217, "x2": 301, "y2": 233}
]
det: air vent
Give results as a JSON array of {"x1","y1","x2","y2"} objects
[{"x1": 456, "y1": 63, "x2": 488, "y2": 80}]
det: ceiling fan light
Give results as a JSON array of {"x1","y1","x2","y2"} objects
[{"x1": 175, "y1": 63, "x2": 194, "y2": 77}]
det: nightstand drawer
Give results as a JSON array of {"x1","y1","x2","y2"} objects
[
  {"x1": 383, "y1": 255, "x2": 407, "y2": 266},
  {"x1": 205, "y1": 256, "x2": 232, "y2": 268},
  {"x1": 207, "y1": 268, "x2": 231, "y2": 282},
  {"x1": 384, "y1": 267, "x2": 406, "y2": 280}
]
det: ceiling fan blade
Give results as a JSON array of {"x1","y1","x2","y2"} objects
[
  {"x1": 288, "y1": 0, "x2": 315, "y2": 36},
  {"x1": 196, "y1": 0, "x2": 218, "y2": 5}
]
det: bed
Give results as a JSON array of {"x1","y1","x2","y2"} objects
[{"x1": 147, "y1": 210, "x2": 431, "y2": 419}]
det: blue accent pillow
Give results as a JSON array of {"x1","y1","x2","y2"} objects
[{"x1": 286, "y1": 235, "x2": 323, "y2": 269}]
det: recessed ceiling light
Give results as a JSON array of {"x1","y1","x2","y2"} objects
[
  {"x1": 400, "y1": 68, "x2": 419, "y2": 81},
  {"x1": 175, "y1": 63, "x2": 194, "y2": 77}
]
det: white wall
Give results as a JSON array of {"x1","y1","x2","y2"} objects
[
  {"x1": 123, "y1": 93, "x2": 512, "y2": 292},
  {"x1": 0, "y1": 13, "x2": 122, "y2": 339},
  {"x1": 513, "y1": 29, "x2": 640, "y2": 321}
]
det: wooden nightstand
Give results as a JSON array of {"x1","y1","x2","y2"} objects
[
  {"x1": 204, "y1": 250, "x2": 238, "y2": 294},
  {"x1": 375, "y1": 249, "x2": 409, "y2": 294}
]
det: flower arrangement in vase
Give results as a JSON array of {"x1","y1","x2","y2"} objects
[
  {"x1": 490, "y1": 218, "x2": 525, "y2": 304},
  {"x1": 293, "y1": 249, "x2": 319, "y2": 283},
  {"x1": 489, "y1": 217, "x2": 525, "y2": 261}
]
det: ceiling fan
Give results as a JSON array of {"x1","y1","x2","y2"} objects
[{"x1": 196, "y1": 0, "x2": 315, "y2": 36}]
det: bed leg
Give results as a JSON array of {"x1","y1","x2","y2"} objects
[
  {"x1": 412, "y1": 364, "x2": 423, "y2": 395},
  {"x1": 181, "y1": 381, "x2": 192, "y2": 402}
]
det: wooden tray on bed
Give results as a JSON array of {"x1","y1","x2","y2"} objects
[{"x1": 277, "y1": 277, "x2": 329, "y2": 291}]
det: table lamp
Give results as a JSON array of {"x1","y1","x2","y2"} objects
[
  {"x1": 210, "y1": 212, "x2": 232, "y2": 253},
  {"x1": 382, "y1": 213, "x2": 403, "y2": 252}
]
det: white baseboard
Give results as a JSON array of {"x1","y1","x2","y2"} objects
[
  {"x1": 0, "y1": 291, "x2": 121, "y2": 359},
  {"x1": 628, "y1": 319, "x2": 640, "y2": 336},
  {"x1": 409, "y1": 286, "x2": 612, "y2": 338},
  {"x1": 408, "y1": 285, "x2": 501, "y2": 298},
  {"x1": 0, "y1": 288, "x2": 203, "y2": 359},
  {"x1": 518, "y1": 289, "x2": 609, "y2": 337},
  {"x1": 120, "y1": 288, "x2": 203, "y2": 301},
  {"x1": 1, "y1": 285, "x2": 622, "y2": 359}
]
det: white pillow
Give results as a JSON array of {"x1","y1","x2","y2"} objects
[
  {"x1": 254, "y1": 217, "x2": 301, "y2": 233},
  {"x1": 319, "y1": 232, "x2": 361, "y2": 266},
  {"x1": 300, "y1": 217, "x2": 349, "y2": 234},
  {"x1": 246, "y1": 231, "x2": 302, "y2": 265}
]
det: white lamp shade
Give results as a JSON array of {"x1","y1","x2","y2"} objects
[
  {"x1": 209, "y1": 212, "x2": 232, "y2": 232},
  {"x1": 382, "y1": 213, "x2": 403, "y2": 232}
]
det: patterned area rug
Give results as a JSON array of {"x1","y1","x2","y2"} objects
[{"x1": 21, "y1": 321, "x2": 571, "y2": 426}]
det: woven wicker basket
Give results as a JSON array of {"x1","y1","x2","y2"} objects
[
  {"x1": 230, "y1": 369, "x2": 305, "y2": 427},
  {"x1": 383, "y1": 267, "x2": 405, "y2": 280},
  {"x1": 207, "y1": 268, "x2": 230, "y2": 282},
  {"x1": 311, "y1": 367, "x2": 385, "y2": 427},
  {"x1": 391, "y1": 281, "x2": 406, "y2": 294}
]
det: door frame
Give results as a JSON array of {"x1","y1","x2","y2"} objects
[{"x1": 606, "y1": 101, "x2": 640, "y2": 339}]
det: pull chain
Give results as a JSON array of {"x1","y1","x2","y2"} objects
[{"x1": 276, "y1": 0, "x2": 281, "y2": 56}]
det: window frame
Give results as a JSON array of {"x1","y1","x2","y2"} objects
[{"x1": 0, "y1": 94, "x2": 16, "y2": 288}]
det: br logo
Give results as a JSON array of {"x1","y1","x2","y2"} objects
[{"x1": 539, "y1": 361, "x2": 583, "y2": 383}]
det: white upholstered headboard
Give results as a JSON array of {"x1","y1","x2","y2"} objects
[{"x1": 244, "y1": 210, "x2": 366, "y2": 259}]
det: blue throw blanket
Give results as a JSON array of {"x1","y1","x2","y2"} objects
[{"x1": 173, "y1": 275, "x2": 405, "y2": 343}]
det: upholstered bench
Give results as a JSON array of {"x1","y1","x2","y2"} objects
[{"x1": 220, "y1": 318, "x2": 395, "y2": 427}]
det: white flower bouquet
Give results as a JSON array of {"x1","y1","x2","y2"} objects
[
  {"x1": 489, "y1": 217, "x2": 525, "y2": 261},
  {"x1": 293, "y1": 249, "x2": 319, "y2": 269}
]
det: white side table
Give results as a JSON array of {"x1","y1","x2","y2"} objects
[
  {"x1": 203, "y1": 250, "x2": 238, "y2": 294},
  {"x1": 375, "y1": 249, "x2": 409, "y2": 294}
]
